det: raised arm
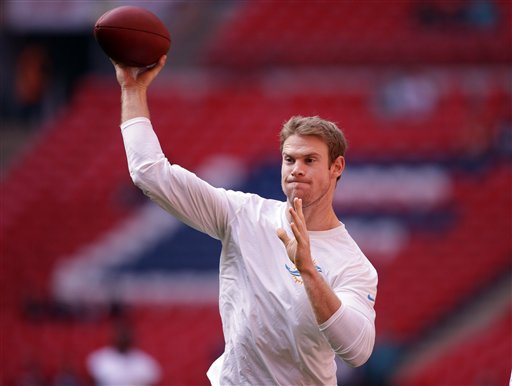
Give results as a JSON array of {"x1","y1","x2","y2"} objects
[
  {"x1": 112, "y1": 55, "x2": 231, "y2": 241},
  {"x1": 112, "y1": 55, "x2": 167, "y2": 123}
]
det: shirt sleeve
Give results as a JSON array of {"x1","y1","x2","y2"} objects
[
  {"x1": 120, "y1": 117, "x2": 237, "y2": 240},
  {"x1": 318, "y1": 302, "x2": 375, "y2": 367},
  {"x1": 319, "y1": 259, "x2": 378, "y2": 367}
]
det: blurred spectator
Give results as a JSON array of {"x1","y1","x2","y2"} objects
[
  {"x1": 416, "y1": 0, "x2": 498, "y2": 31},
  {"x1": 375, "y1": 72, "x2": 439, "y2": 119},
  {"x1": 13, "y1": 43, "x2": 52, "y2": 127},
  {"x1": 465, "y1": 0, "x2": 499, "y2": 29},
  {"x1": 86, "y1": 322, "x2": 161, "y2": 386}
]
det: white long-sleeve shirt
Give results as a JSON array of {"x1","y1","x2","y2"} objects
[
  {"x1": 87, "y1": 347, "x2": 161, "y2": 386},
  {"x1": 121, "y1": 117, "x2": 378, "y2": 385}
]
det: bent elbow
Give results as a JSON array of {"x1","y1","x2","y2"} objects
[
  {"x1": 128, "y1": 160, "x2": 161, "y2": 191},
  {"x1": 341, "y1": 324, "x2": 376, "y2": 368},
  {"x1": 344, "y1": 348, "x2": 372, "y2": 368},
  {"x1": 129, "y1": 168, "x2": 145, "y2": 189},
  {"x1": 321, "y1": 303, "x2": 377, "y2": 369}
]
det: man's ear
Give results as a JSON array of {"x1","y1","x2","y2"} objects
[{"x1": 331, "y1": 156, "x2": 345, "y2": 179}]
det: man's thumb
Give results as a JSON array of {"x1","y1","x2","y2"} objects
[{"x1": 276, "y1": 228, "x2": 289, "y2": 245}]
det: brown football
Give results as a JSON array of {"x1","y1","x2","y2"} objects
[{"x1": 94, "y1": 6, "x2": 171, "y2": 67}]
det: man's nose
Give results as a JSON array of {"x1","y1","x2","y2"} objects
[{"x1": 291, "y1": 163, "x2": 305, "y2": 176}]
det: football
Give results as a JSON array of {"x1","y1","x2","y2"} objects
[{"x1": 94, "y1": 6, "x2": 171, "y2": 67}]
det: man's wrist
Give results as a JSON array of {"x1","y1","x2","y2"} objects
[
  {"x1": 121, "y1": 84, "x2": 147, "y2": 96},
  {"x1": 298, "y1": 263, "x2": 319, "y2": 279}
]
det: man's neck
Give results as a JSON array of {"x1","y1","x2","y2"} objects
[
  {"x1": 304, "y1": 210, "x2": 340, "y2": 231},
  {"x1": 286, "y1": 202, "x2": 340, "y2": 231}
]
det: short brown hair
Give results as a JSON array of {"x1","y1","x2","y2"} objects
[{"x1": 279, "y1": 116, "x2": 348, "y2": 165}]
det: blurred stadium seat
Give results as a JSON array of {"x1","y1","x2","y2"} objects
[{"x1": 203, "y1": 0, "x2": 511, "y2": 67}]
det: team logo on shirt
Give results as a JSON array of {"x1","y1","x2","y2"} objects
[{"x1": 285, "y1": 261, "x2": 323, "y2": 284}]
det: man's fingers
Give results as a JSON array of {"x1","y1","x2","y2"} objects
[
  {"x1": 293, "y1": 197, "x2": 305, "y2": 221},
  {"x1": 294, "y1": 197, "x2": 302, "y2": 211},
  {"x1": 157, "y1": 54, "x2": 167, "y2": 68},
  {"x1": 111, "y1": 55, "x2": 166, "y2": 85},
  {"x1": 290, "y1": 199, "x2": 306, "y2": 233},
  {"x1": 288, "y1": 222, "x2": 298, "y2": 242}
]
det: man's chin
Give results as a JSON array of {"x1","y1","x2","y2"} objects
[
  {"x1": 288, "y1": 193, "x2": 310, "y2": 206},
  {"x1": 287, "y1": 190, "x2": 301, "y2": 201},
  {"x1": 284, "y1": 186, "x2": 310, "y2": 204}
]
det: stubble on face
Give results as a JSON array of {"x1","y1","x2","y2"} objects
[{"x1": 280, "y1": 135, "x2": 334, "y2": 209}]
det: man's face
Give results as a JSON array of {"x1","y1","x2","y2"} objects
[{"x1": 281, "y1": 134, "x2": 343, "y2": 208}]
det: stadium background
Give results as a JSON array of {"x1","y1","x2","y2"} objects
[{"x1": 1, "y1": 1, "x2": 511, "y2": 385}]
